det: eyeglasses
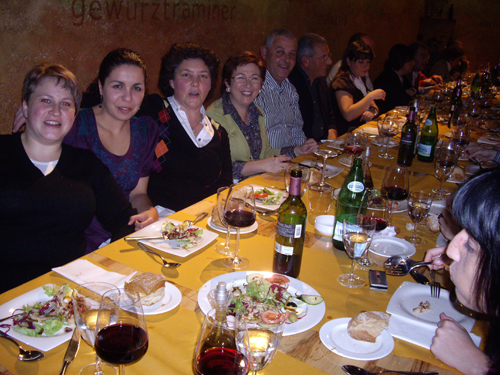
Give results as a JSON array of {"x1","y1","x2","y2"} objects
[
  {"x1": 308, "y1": 54, "x2": 332, "y2": 62},
  {"x1": 232, "y1": 75, "x2": 262, "y2": 85}
]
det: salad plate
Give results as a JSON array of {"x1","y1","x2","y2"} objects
[
  {"x1": 319, "y1": 318, "x2": 394, "y2": 360},
  {"x1": 369, "y1": 236, "x2": 416, "y2": 257},
  {"x1": 142, "y1": 281, "x2": 182, "y2": 315},
  {"x1": 197, "y1": 271, "x2": 326, "y2": 336},
  {"x1": 299, "y1": 160, "x2": 343, "y2": 179},
  {"x1": 207, "y1": 216, "x2": 258, "y2": 234},
  {"x1": 0, "y1": 285, "x2": 74, "y2": 351},
  {"x1": 133, "y1": 218, "x2": 218, "y2": 257},
  {"x1": 248, "y1": 185, "x2": 288, "y2": 211}
]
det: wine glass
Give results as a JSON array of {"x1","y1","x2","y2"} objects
[
  {"x1": 338, "y1": 214, "x2": 376, "y2": 288},
  {"x1": 433, "y1": 144, "x2": 459, "y2": 200},
  {"x1": 432, "y1": 89, "x2": 444, "y2": 110},
  {"x1": 312, "y1": 149, "x2": 338, "y2": 190},
  {"x1": 194, "y1": 308, "x2": 248, "y2": 375},
  {"x1": 222, "y1": 184, "x2": 256, "y2": 269},
  {"x1": 94, "y1": 288, "x2": 148, "y2": 375},
  {"x1": 235, "y1": 303, "x2": 285, "y2": 374},
  {"x1": 450, "y1": 126, "x2": 470, "y2": 158},
  {"x1": 72, "y1": 282, "x2": 119, "y2": 375},
  {"x1": 403, "y1": 191, "x2": 433, "y2": 245},
  {"x1": 381, "y1": 165, "x2": 410, "y2": 234},
  {"x1": 355, "y1": 190, "x2": 380, "y2": 269},
  {"x1": 377, "y1": 116, "x2": 399, "y2": 159},
  {"x1": 215, "y1": 186, "x2": 237, "y2": 256},
  {"x1": 343, "y1": 131, "x2": 366, "y2": 166},
  {"x1": 450, "y1": 106, "x2": 469, "y2": 131},
  {"x1": 355, "y1": 215, "x2": 378, "y2": 269},
  {"x1": 308, "y1": 149, "x2": 336, "y2": 215}
]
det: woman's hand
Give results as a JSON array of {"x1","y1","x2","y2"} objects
[
  {"x1": 368, "y1": 89, "x2": 386, "y2": 101},
  {"x1": 360, "y1": 111, "x2": 375, "y2": 123},
  {"x1": 128, "y1": 207, "x2": 159, "y2": 231},
  {"x1": 294, "y1": 138, "x2": 318, "y2": 156},
  {"x1": 466, "y1": 145, "x2": 497, "y2": 162},
  {"x1": 263, "y1": 155, "x2": 292, "y2": 174},
  {"x1": 424, "y1": 246, "x2": 450, "y2": 270},
  {"x1": 431, "y1": 313, "x2": 492, "y2": 375}
]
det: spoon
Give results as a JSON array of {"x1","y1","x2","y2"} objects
[
  {"x1": 343, "y1": 365, "x2": 439, "y2": 375},
  {"x1": 0, "y1": 330, "x2": 44, "y2": 361},
  {"x1": 137, "y1": 243, "x2": 181, "y2": 268},
  {"x1": 384, "y1": 255, "x2": 433, "y2": 275},
  {"x1": 181, "y1": 212, "x2": 208, "y2": 227},
  {"x1": 410, "y1": 270, "x2": 430, "y2": 285}
]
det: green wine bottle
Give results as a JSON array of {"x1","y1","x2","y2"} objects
[
  {"x1": 471, "y1": 72, "x2": 480, "y2": 99},
  {"x1": 273, "y1": 168, "x2": 307, "y2": 278},
  {"x1": 332, "y1": 158, "x2": 366, "y2": 250},
  {"x1": 397, "y1": 107, "x2": 418, "y2": 167},
  {"x1": 417, "y1": 106, "x2": 439, "y2": 162}
]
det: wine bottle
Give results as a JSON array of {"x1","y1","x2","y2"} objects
[
  {"x1": 470, "y1": 72, "x2": 481, "y2": 99},
  {"x1": 417, "y1": 106, "x2": 439, "y2": 162},
  {"x1": 397, "y1": 107, "x2": 418, "y2": 167},
  {"x1": 448, "y1": 77, "x2": 462, "y2": 127},
  {"x1": 272, "y1": 168, "x2": 307, "y2": 278},
  {"x1": 200, "y1": 282, "x2": 235, "y2": 354},
  {"x1": 362, "y1": 147, "x2": 374, "y2": 189},
  {"x1": 332, "y1": 158, "x2": 366, "y2": 250}
]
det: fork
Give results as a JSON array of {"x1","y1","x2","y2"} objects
[{"x1": 430, "y1": 269, "x2": 441, "y2": 298}]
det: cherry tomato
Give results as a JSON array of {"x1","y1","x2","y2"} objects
[
  {"x1": 261, "y1": 310, "x2": 284, "y2": 324},
  {"x1": 266, "y1": 274, "x2": 290, "y2": 286},
  {"x1": 254, "y1": 193, "x2": 269, "y2": 198}
]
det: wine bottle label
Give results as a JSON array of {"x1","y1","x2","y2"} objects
[
  {"x1": 400, "y1": 133, "x2": 414, "y2": 145},
  {"x1": 418, "y1": 143, "x2": 432, "y2": 157},
  {"x1": 424, "y1": 118, "x2": 432, "y2": 126},
  {"x1": 276, "y1": 221, "x2": 302, "y2": 238},
  {"x1": 274, "y1": 242, "x2": 294, "y2": 256},
  {"x1": 347, "y1": 181, "x2": 364, "y2": 193},
  {"x1": 333, "y1": 221, "x2": 343, "y2": 242}
]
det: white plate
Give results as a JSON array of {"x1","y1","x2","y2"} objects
[
  {"x1": 207, "y1": 216, "x2": 258, "y2": 234},
  {"x1": 369, "y1": 236, "x2": 416, "y2": 257},
  {"x1": 333, "y1": 189, "x2": 408, "y2": 213},
  {"x1": 429, "y1": 200, "x2": 446, "y2": 215},
  {"x1": 299, "y1": 160, "x2": 344, "y2": 179},
  {"x1": 338, "y1": 156, "x2": 372, "y2": 168},
  {"x1": 197, "y1": 271, "x2": 326, "y2": 336},
  {"x1": 371, "y1": 139, "x2": 398, "y2": 148},
  {"x1": 436, "y1": 233, "x2": 448, "y2": 247},
  {"x1": 134, "y1": 218, "x2": 218, "y2": 258},
  {"x1": 387, "y1": 281, "x2": 475, "y2": 330},
  {"x1": 0, "y1": 285, "x2": 75, "y2": 351},
  {"x1": 248, "y1": 184, "x2": 288, "y2": 211},
  {"x1": 319, "y1": 318, "x2": 394, "y2": 360},
  {"x1": 141, "y1": 281, "x2": 182, "y2": 315},
  {"x1": 326, "y1": 140, "x2": 344, "y2": 150}
]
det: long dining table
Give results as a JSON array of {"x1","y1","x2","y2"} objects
[{"x1": 0, "y1": 110, "x2": 496, "y2": 375}]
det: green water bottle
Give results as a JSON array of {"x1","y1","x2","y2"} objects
[{"x1": 417, "y1": 106, "x2": 439, "y2": 162}]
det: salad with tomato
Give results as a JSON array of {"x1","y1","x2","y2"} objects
[{"x1": 252, "y1": 188, "x2": 283, "y2": 205}]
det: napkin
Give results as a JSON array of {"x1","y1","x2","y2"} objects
[
  {"x1": 374, "y1": 226, "x2": 397, "y2": 237},
  {"x1": 52, "y1": 259, "x2": 136, "y2": 288}
]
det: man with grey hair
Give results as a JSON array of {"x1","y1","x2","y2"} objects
[
  {"x1": 255, "y1": 29, "x2": 318, "y2": 152},
  {"x1": 288, "y1": 33, "x2": 338, "y2": 140}
]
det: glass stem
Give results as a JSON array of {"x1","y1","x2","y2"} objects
[
  {"x1": 388, "y1": 200, "x2": 395, "y2": 226},
  {"x1": 224, "y1": 226, "x2": 231, "y2": 250},
  {"x1": 94, "y1": 353, "x2": 103, "y2": 375},
  {"x1": 384, "y1": 135, "x2": 389, "y2": 156},
  {"x1": 320, "y1": 156, "x2": 327, "y2": 185},
  {"x1": 349, "y1": 258, "x2": 356, "y2": 281},
  {"x1": 233, "y1": 227, "x2": 241, "y2": 264},
  {"x1": 412, "y1": 221, "x2": 418, "y2": 239},
  {"x1": 119, "y1": 364, "x2": 125, "y2": 375},
  {"x1": 439, "y1": 177, "x2": 445, "y2": 192}
]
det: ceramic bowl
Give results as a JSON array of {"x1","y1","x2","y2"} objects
[{"x1": 314, "y1": 215, "x2": 335, "y2": 236}]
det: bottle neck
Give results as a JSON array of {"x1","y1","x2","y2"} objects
[
  {"x1": 408, "y1": 109, "x2": 415, "y2": 122},
  {"x1": 289, "y1": 176, "x2": 302, "y2": 196}
]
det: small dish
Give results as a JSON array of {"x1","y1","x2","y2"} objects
[
  {"x1": 314, "y1": 215, "x2": 335, "y2": 236},
  {"x1": 369, "y1": 236, "x2": 416, "y2": 257}
]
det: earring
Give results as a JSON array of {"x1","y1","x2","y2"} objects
[
  {"x1": 259, "y1": 89, "x2": 262, "y2": 94},
  {"x1": 226, "y1": 87, "x2": 230, "y2": 93},
  {"x1": 99, "y1": 95, "x2": 103, "y2": 108}
]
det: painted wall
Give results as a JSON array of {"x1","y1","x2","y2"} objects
[{"x1": 1, "y1": 0, "x2": 499, "y2": 133}]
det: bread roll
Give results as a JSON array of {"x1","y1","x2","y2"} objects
[
  {"x1": 450, "y1": 166, "x2": 465, "y2": 182},
  {"x1": 125, "y1": 272, "x2": 166, "y2": 306},
  {"x1": 347, "y1": 311, "x2": 390, "y2": 343},
  {"x1": 425, "y1": 214, "x2": 440, "y2": 233}
]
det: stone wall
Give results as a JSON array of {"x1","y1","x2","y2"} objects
[{"x1": 1, "y1": 0, "x2": 499, "y2": 133}]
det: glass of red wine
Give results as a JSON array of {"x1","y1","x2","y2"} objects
[
  {"x1": 222, "y1": 184, "x2": 256, "y2": 269},
  {"x1": 215, "y1": 186, "x2": 238, "y2": 256},
  {"x1": 381, "y1": 165, "x2": 409, "y2": 234},
  {"x1": 377, "y1": 115, "x2": 399, "y2": 159},
  {"x1": 343, "y1": 131, "x2": 366, "y2": 166},
  {"x1": 94, "y1": 288, "x2": 148, "y2": 375}
]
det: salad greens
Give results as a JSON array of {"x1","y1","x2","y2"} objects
[
  {"x1": 161, "y1": 221, "x2": 203, "y2": 249},
  {"x1": 254, "y1": 188, "x2": 283, "y2": 205}
]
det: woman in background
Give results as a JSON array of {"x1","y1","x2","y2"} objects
[{"x1": 207, "y1": 51, "x2": 316, "y2": 182}]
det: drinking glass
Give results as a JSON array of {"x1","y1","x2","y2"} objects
[
  {"x1": 355, "y1": 214, "x2": 378, "y2": 269},
  {"x1": 284, "y1": 163, "x2": 310, "y2": 197},
  {"x1": 377, "y1": 116, "x2": 399, "y2": 159},
  {"x1": 432, "y1": 89, "x2": 444, "y2": 110},
  {"x1": 433, "y1": 145, "x2": 459, "y2": 199},
  {"x1": 94, "y1": 289, "x2": 148, "y2": 375},
  {"x1": 312, "y1": 149, "x2": 338, "y2": 190},
  {"x1": 450, "y1": 106, "x2": 469, "y2": 131},
  {"x1": 450, "y1": 126, "x2": 470, "y2": 158},
  {"x1": 308, "y1": 149, "x2": 336, "y2": 214},
  {"x1": 343, "y1": 131, "x2": 366, "y2": 166},
  {"x1": 235, "y1": 303, "x2": 285, "y2": 374},
  {"x1": 381, "y1": 166, "x2": 410, "y2": 234},
  {"x1": 194, "y1": 309, "x2": 248, "y2": 375},
  {"x1": 404, "y1": 191, "x2": 433, "y2": 245},
  {"x1": 215, "y1": 186, "x2": 237, "y2": 256},
  {"x1": 222, "y1": 184, "x2": 256, "y2": 269},
  {"x1": 72, "y1": 283, "x2": 119, "y2": 375},
  {"x1": 338, "y1": 214, "x2": 376, "y2": 288}
]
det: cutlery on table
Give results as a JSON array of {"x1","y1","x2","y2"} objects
[
  {"x1": 0, "y1": 312, "x2": 24, "y2": 323},
  {"x1": 342, "y1": 365, "x2": 439, "y2": 375},
  {"x1": 59, "y1": 329, "x2": 80, "y2": 375},
  {"x1": 180, "y1": 212, "x2": 208, "y2": 227},
  {"x1": 0, "y1": 330, "x2": 44, "y2": 361},
  {"x1": 430, "y1": 269, "x2": 441, "y2": 298},
  {"x1": 137, "y1": 242, "x2": 181, "y2": 268},
  {"x1": 384, "y1": 255, "x2": 433, "y2": 276},
  {"x1": 410, "y1": 269, "x2": 430, "y2": 285}
]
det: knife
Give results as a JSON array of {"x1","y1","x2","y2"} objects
[
  {"x1": 0, "y1": 312, "x2": 24, "y2": 323},
  {"x1": 60, "y1": 329, "x2": 80, "y2": 375}
]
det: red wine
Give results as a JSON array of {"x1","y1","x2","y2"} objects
[
  {"x1": 344, "y1": 145, "x2": 364, "y2": 156},
  {"x1": 381, "y1": 186, "x2": 409, "y2": 201},
  {"x1": 95, "y1": 324, "x2": 148, "y2": 365},
  {"x1": 362, "y1": 216, "x2": 388, "y2": 231},
  {"x1": 224, "y1": 209, "x2": 256, "y2": 228},
  {"x1": 195, "y1": 347, "x2": 248, "y2": 375}
]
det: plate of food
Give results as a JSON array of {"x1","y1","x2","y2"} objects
[
  {"x1": 369, "y1": 236, "x2": 416, "y2": 257},
  {"x1": 387, "y1": 281, "x2": 475, "y2": 330},
  {"x1": 0, "y1": 284, "x2": 76, "y2": 351},
  {"x1": 197, "y1": 271, "x2": 326, "y2": 336},
  {"x1": 132, "y1": 218, "x2": 218, "y2": 257},
  {"x1": 207, "y1": 216, "x2": 258, "y2": 234},
  {"x1": 248, "y1": 185, "x2": 288, "y2": 211},
  {"x1": 319, "y1": 313, "x2": 394, "y2": 360}
]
